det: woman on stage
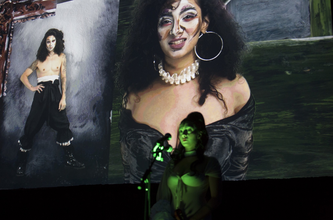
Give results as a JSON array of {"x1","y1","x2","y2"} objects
[
  {"x1": 151, "y1": 112, "x2": 221, "y2": 220},
  {"x1": 117, "y1": 0, "x2": 255, "y2": 183}
]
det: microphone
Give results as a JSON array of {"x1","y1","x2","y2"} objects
[
  {"x1": 152, "y1": 133, "x2": 172, "y2": 161},
  {"x1": 156, "y1": 133, "x2": 172, "y2": 144}
]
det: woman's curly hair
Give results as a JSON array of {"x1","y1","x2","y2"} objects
[
  {"x1": 116, "y1": 0, "x2": 246, "y2": 107},
  {"x1": 37, "y1": 28, "x2": 65, "y2": 62}
]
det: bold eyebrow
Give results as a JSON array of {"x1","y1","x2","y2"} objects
[
  {"x1": 180, "y1": 5, "x2": 197, "y2": 15},
  {"x1": 160, "y1": 5, "x2": 197, "y2": 17},
  {"x1": 160, "y1": 9, "x2": 172, "y2": 17}
]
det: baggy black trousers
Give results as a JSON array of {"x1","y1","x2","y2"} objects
[{"x1": 18, "y1": 80, "x2": 73, "y2": 150}]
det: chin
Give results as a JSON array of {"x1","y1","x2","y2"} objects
[{"x1": 166, "y1": 51, "x2": 194, "y2": 61}]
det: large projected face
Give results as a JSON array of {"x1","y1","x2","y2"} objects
[
  {"x1": 157, "y1": 0, "x2": 205, "y2": 61},
  {"x1": 46, "y1": 35, "x2": 56, "y2": 52},
  {"x1": 116, "y1": 0, "x2": 256, "y2": 184}
]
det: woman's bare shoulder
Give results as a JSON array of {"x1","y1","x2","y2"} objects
[
  {"x1": 234, "y1": 74, "x2": 251, "y2": 95},
  {"x1": 215, "y1": 74, "x2": 251, "y2": 113},
  {"x1": 233, "y1": 74, "x2": 251, "y2": 113},
  {"x1": 60, "y1": 53, "x2": 66, "y2": 60}
]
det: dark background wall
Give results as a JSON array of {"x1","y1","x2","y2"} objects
[
  {"x1": 0, "y1": 0, "x2": 118, "y2": 189},
  {"x1": 1, "y1": 178, "x2": 332, "y2": 219},
  {"x1": 227, "y1": 0, "x2": 311, "y2": 41}
]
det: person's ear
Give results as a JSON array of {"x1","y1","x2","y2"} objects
[{"x1": 201, "y1": 16, "x2": 210, "y2": 33}]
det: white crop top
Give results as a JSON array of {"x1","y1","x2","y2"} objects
[{"x1": 37, "y1": 75, "x2": 59, "y2": 83}]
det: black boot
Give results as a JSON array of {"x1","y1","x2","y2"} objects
[
  {"x1": 63, "y1": 145, "x2": 85, "y2": 169},
  {"x1": 16, "y1": 149, "x2": 29, "y2": 176}
]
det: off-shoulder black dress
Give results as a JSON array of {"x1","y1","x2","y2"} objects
[{"x1": 119, "y1": 95, "x2": 255, "y2": 183}]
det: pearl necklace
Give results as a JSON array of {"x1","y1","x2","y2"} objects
[{"x1": 158, "y1": 60, "x2": 199, "y2": 85}]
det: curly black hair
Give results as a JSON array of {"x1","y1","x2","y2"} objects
[
  {"x1": 172, "y1": 112, "x2": 209, "y2": 175},
  {"x1": 37, "y1": 28, "x2": 65, "y2": 62},
  {"x1": 116, "y1": 0, "x2": 246, "y2": 106}
]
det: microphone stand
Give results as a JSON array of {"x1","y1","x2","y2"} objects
[{"x1": 139, "y1": 143, "x2": 172, "y2": 220}]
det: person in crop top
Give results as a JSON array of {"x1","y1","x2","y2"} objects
[
  {"x1": 15, "y1": 28, "x2": 84, "y2": 176},
  {"x1": 151, "y1": 112, "x2": 221, "y2": 220}
]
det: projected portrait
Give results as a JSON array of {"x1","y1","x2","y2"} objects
[
  {"x1": 116, "y1": 0, "x2": 255, "y2": 184},
  {"x1": 16, "y1": 28, "x2": 85, "y2": 177},
  {"x1": 0, "y1": 0, "x2": 118, "y2": 189}
]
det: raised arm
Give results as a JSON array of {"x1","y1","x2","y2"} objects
[
  {"x1": 58, "y1": 53, "x2": 67, "y2": 111},
  {"x1": 20, "y1": 60, "x2": 44, "y2": 93}
]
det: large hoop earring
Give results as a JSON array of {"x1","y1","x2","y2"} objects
[{"x1": 194, "y1": 31, "x2": 223, "y2": 61}]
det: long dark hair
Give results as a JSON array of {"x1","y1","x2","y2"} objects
[
  {"x1": 37, "y1": 28, "x2": 65, "y2": 62},
  {"x1": 116, "y1": 0, "x2": 246, "y2": 107},
  {"x1": 172, "y1": 112, "x2": 209, "y2": 175}
]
